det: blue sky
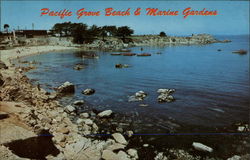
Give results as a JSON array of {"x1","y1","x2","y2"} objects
[{"x1": 1, "y1": 1, "x2": 249, "y2": 35}]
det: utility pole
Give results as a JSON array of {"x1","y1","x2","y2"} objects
[{"x1": 32, "y1": 23, "x2": 34, "y2": 30}]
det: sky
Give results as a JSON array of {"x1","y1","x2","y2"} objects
[{"x1": 1, "y1": 1, "x2": 249, "y2": 35}]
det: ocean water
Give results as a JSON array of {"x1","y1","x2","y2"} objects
[{"x1": 20, "y1": 35, "x2": 249, "y2": 133}]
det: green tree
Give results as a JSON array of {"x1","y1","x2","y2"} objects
[
  {"x1": 102, "y1": 25, "x2": 117, "y2": 36},
  {"x1": 52, "y1": 23, "x2": 64, "y2": 37},
  {"x1": 116, "y1": 26, "x2": 134, "y2": 42},
  {"x1": 159, "y1": 31, "x2": 166, "y2": 37},
  {"x1": 4, "y1": 24, "x2": 10, "y2": 33},
  {"x1": 71, "y1": 23, "x2": 88, "y2": 44}
]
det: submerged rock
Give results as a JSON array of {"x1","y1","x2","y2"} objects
[
  {"x1": 82, "y1": 88, "x2": 95, "y2": 95},
  {"x1": 157, "y1": 88, "x2": 175, "y2": 103},
  {"x1": 73, "y1": 64, "x2": 84, "y2": 70},
  {"x1": 115, "y1": 64, "x2": 130, "y2": 68},
  {"x1": 129, "y1": 91, "x2": 147, "y2": 102},
  {"x1": 192, "y1": 142, "x2": 213, "y2": 152},
  {"x1": 57, "y1": 81, "x2": 75, "y2": 94},
  {"x1": 158, "y1": 94, "x2": 175, "y2": 103},
  {"x1": 98, "y1": 110, "x2": 113, "y2": 118},
  {"x1": 73, "y1": 100, "x2": 85, "y2": 105}
]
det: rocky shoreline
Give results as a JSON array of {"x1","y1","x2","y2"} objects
[
  {"x1": 0, "y1": 62, "x2": 143, "y2": 159},
  {"x1": 0, "y1": 41, "x2": 249, "y2": 160}
]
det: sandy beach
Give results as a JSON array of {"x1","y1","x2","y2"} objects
[{"x1": 0, "y1": 45, "x2": 78, "y2": 65}]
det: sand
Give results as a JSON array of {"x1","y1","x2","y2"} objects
[{"x1": 0, "y1": 45, "x2": 78, "y2": 65}]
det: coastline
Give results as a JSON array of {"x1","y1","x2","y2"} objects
[
  {"x1": 0, "y1": 45, "x2": 143, "y2": 160},
  {"x1": 0, "y1": 44, "x2": 249, "y2": 160}
]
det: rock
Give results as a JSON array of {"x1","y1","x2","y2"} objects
[
  {"x1": 82, "y1": 88, "x2": 95, "y2": 95},
  {"x1": 139, "y1": 104, "x2": 148, "y2": 107},
  {"x1": 73, "y1": 100, "x2": 85, "y2": 105},
  {"x1": 80, "y1": 112, "x2": 89, "y2": 118},
  {"x1": 125, "y1": 130, "x2": 133, "y2": 137},
  {"x1": 135, "y1": 91, "x2": 147, "y2": 98},
  {"x1": 127, "y1": 149, "x2": 138, "y2": 159},
  {"x1": 192, "y1": 142, "x2": 213, "y2": 152},
  {"x1": 72, "y1": 137, "x2": 89, "y2": 153},
  {"x1": 53, "y1": 133, "x2": 66, "y2": 143},
  {"x1": 157, "y1": 89, "x2": 169, "y2": 94},
  {"x1": 112, "y1": 133, "x2": 127, "y2": 145},
  {"x1": 115, "y1": 64, "x2": 123, "y2": 68},
  {"x1": 237, "y1": 126, "x2": 245, "y2": 132},
  {"x1": 84, "y1": 119, "x2": 93, "y2": 125},
  {"x1": 115, "y1": 64, "x2": 130, "y2": 68},
  {"x1": 57, "y1": 81, "x2": 75, "y2": 94},
  {"x1": 76, "y1": 118, "x2": 84, "y2": 124},
  {"x1": 154, "y1": 152, "x2": 168, "y2": 160},
  {"x1": 65, "y1": 105, "x2": 76, "y2": 113},
  {"x1": 0, "y1": 61, "x2": 8, "y2": 69},
  {"x1": 92, "y1": 123, "x2": 99, "y2": 132},
  {"x1": 157, "y1": 88, "x2": 175, "y2": 94},
  {"x1": 227, "y1": 155, "x2": 241, "y2": 160},
  {"x1": 143, "y1": 144, "x2": 149, "y2": 147},
  {"x1": 106, "y1": 143, "x2": 126, "y2": 151},
  {"x1": 128, "y1": 95, "x2": 142, "y2": 102},
  {"x1": 73, "y1": 64, "x2": 84, "y2": 70},
  {"x1": 158, "y1": 94, "x2": 175, "y2": 103},
  {"x1": 48, "y1": 92, "x2": 57, "y2": 99},
  {"x1": 129, "y1": 91, "x2": 147, "y2": 102},
  {"x1": 116, "y1": 127, "x2": 123, "y2": 133},
  {"x1": 57, "y1": 127, "x2": 70, "y2": 134},
  {"x1": 102, "y1": 150, "x2": 117, "y2": 160},
  {"x1": 98, "y1": 110, "x2": 113, "y2": 118},
  {"x1": 117, "y1": 151, "x2": 130, "y2": 160}
]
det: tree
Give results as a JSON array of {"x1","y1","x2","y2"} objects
[
  {"x1": 116, "y1": 26, "x2": 134, "y2": 42},
  {"x1": 4, "y1": 24, "x2": 9, "y2": 33},
  {"x1": 159, "y1": 31, "x2": 166, "y2": 37},
  {"x1": 71, "y1": 23, "x2": 88, "y2": 44},
  {"x1": 100, "y1": 29, "x2": 107, "y2": 41},
  {"x1": 102, "y1": 25, "x2": 117, "y2": 36},
  {"x1": 52, "y1": 23, "x2": 64, "y2": 37}
]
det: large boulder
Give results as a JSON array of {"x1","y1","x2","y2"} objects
[
  {"x1": 98, "y1": 110, "x2": 113, "y2": 118},
  {"x1": 127, "y1": 148, "x2": 138, "y2": 159},
  {"x1": 157, "y1": 88, "x2": 176, "y2": 103},
  {"x1": 57, "y1": 81, "x2": 75, "y2": 94},
  {"x1": 112, "y1": 133, "x2": 127, "y2": 145}
]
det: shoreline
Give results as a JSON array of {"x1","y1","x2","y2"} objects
[
  {"x1": 0, "y1": 44, "x2": 249, "y2": 160},
  {"x1": 0, "y1": 45, "x2": 79, "y2": 65}
]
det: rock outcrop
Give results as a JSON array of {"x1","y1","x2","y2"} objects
[{"x1": 57, "y1": 81, "x2": 75, "y2": 94}]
